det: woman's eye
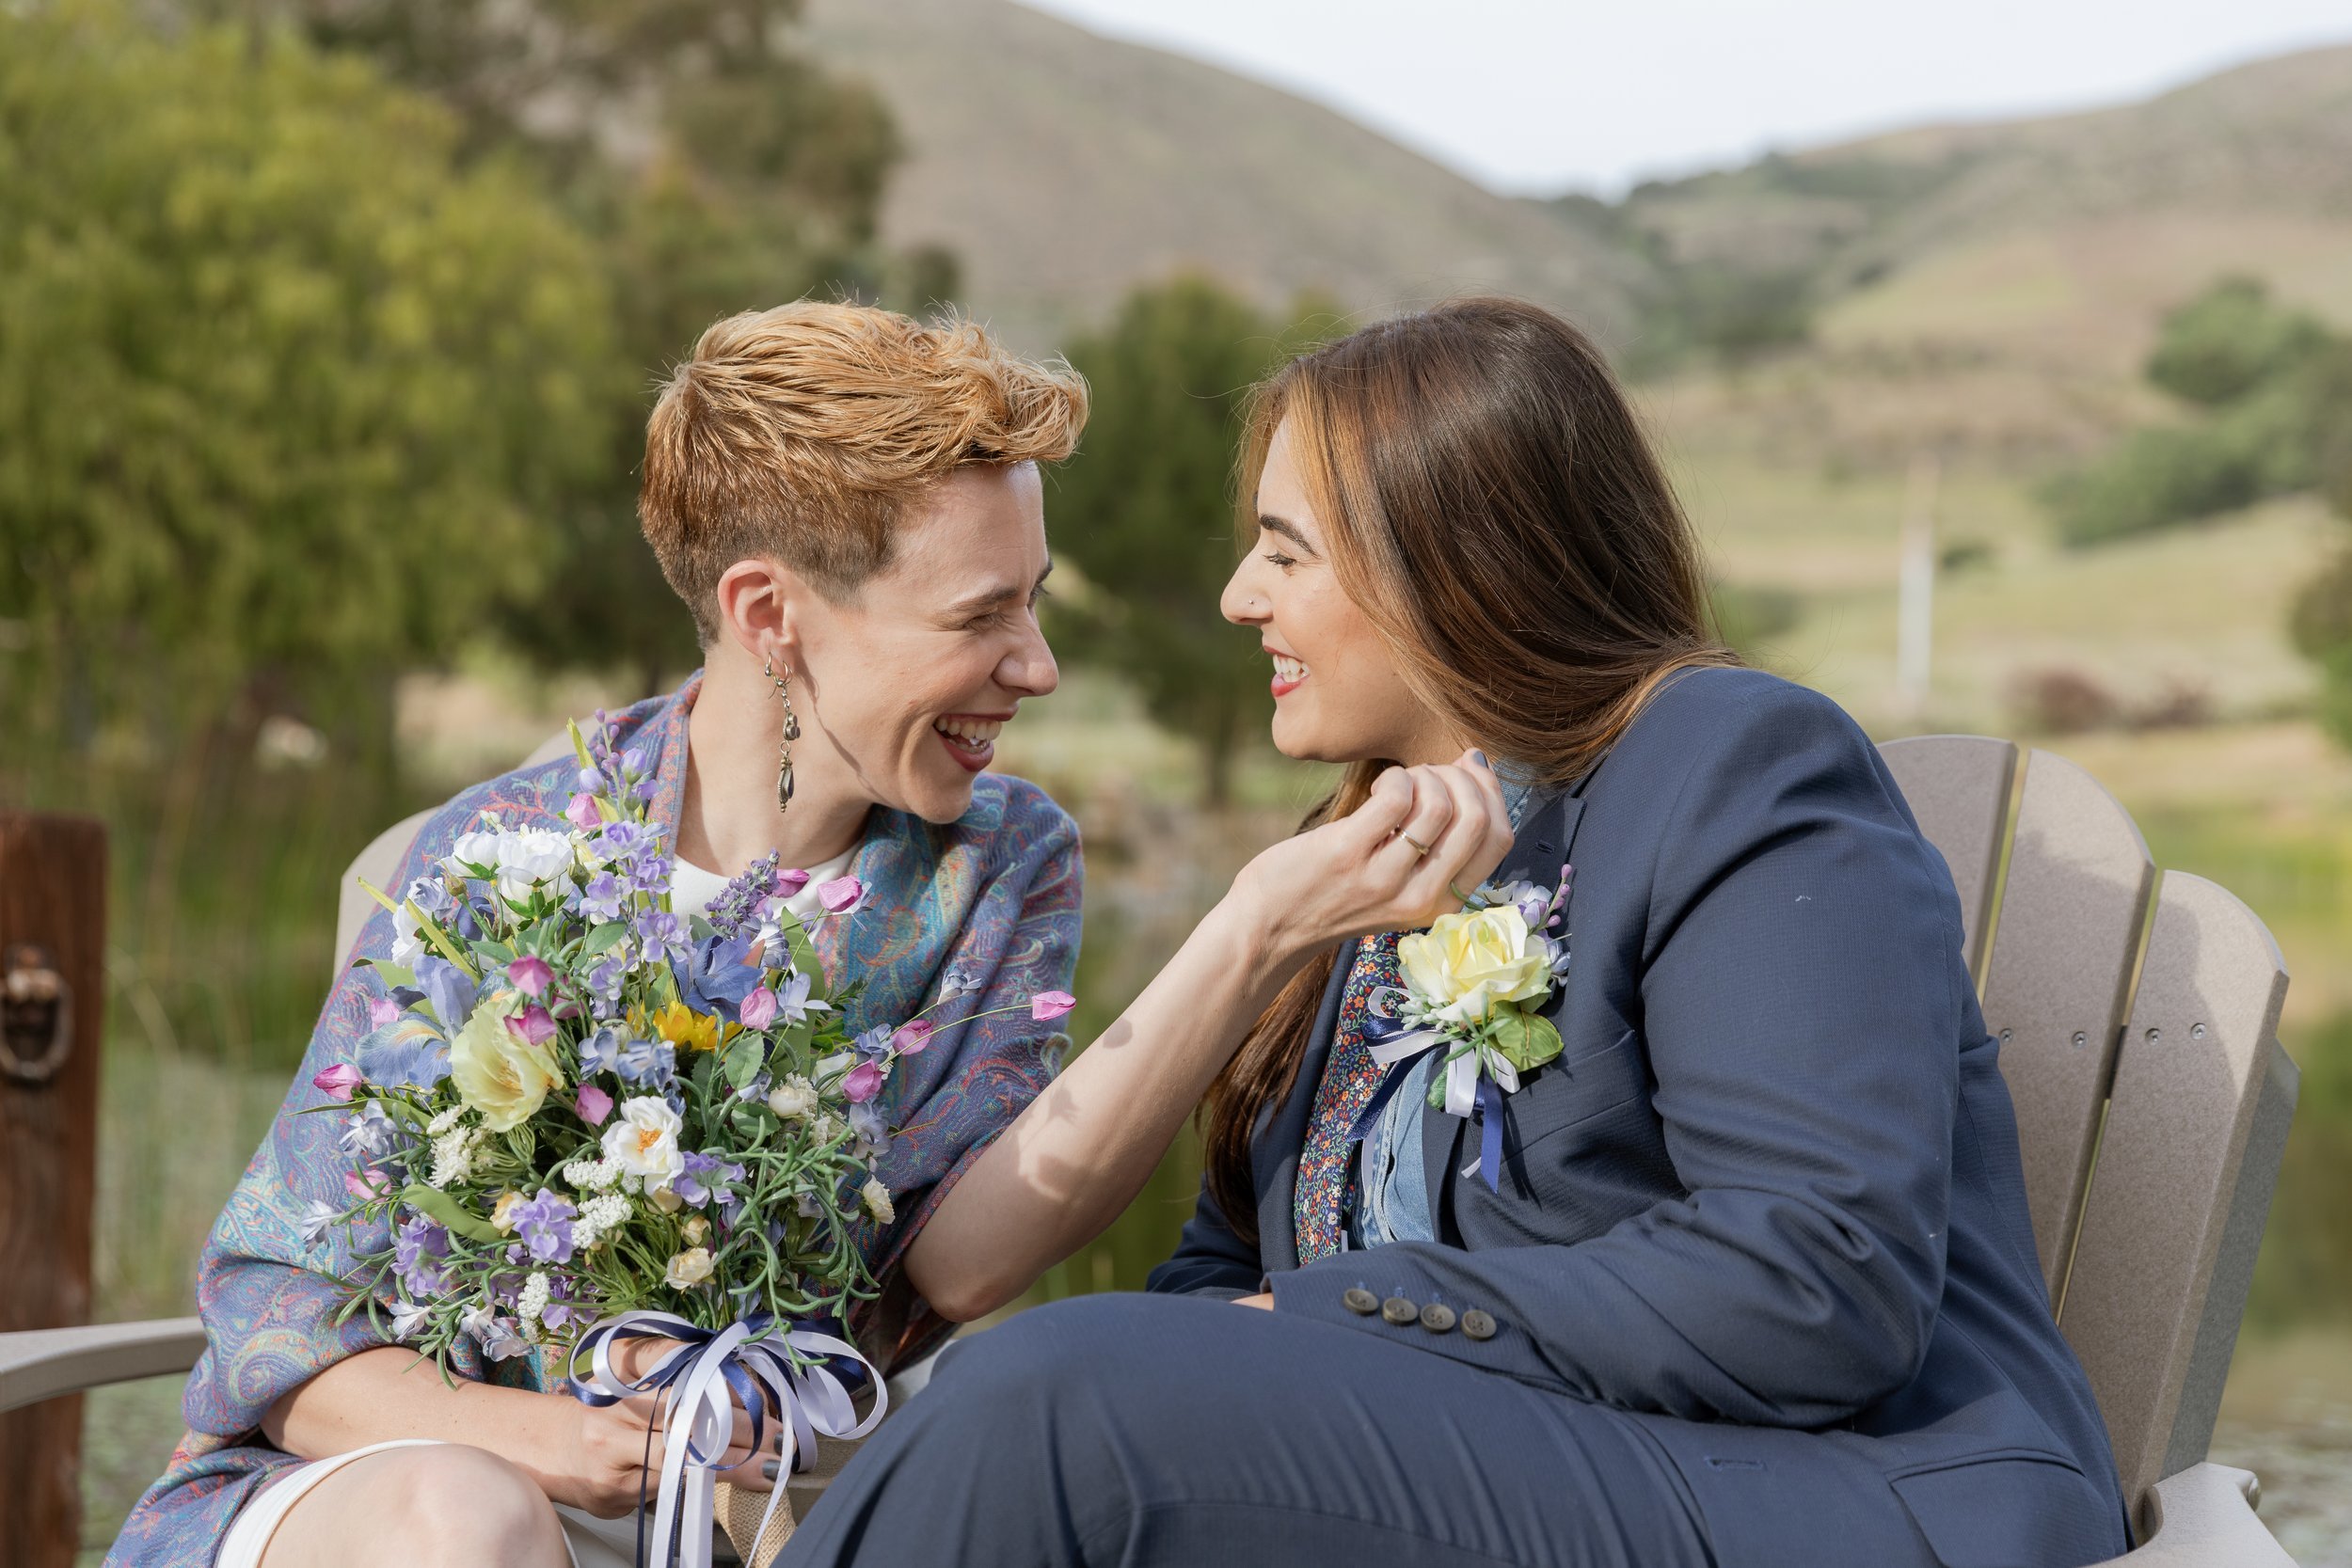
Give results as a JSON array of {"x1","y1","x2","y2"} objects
[{"x1": 1263, "y1": 551, "x2": 1298, "y2": 570}]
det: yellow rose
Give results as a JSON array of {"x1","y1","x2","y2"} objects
[
  {"x1": 1397, "y1": 905, "x2": 1553, "y2": 1026},
  {"x1": 664, "y1": 1246, "x2": 715, "y2": 1291},
  {"x1": 450, "y1": 1000, "x2": 564, "y2": 1132}
]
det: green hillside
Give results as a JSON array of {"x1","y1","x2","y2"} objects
[{"x1": 799, "y1": 0, "x2": 1646, "y2": 350}]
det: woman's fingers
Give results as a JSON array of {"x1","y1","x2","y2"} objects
[
  {"x1": 1406, "y1": 765, "x2": 1498, "y2": 913},
  {"x1": 1378, "y1": 766, "x2": 1459, "y2": 873}
]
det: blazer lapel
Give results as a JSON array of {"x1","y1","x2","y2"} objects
[
  {"x1": 1422, "y1": 789, "x2": 1588, "y2": 1229},
  {"x1": 1256, "y1": 938, "x2": 1358, "y2": 1275}
]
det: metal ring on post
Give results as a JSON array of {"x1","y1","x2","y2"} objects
[{"x1": 0, "y1": 943, "x2": 73, "y2": 1086}]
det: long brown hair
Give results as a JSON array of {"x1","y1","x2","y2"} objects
[{"x1": 1202, "y1": 296, "x2": 1740, "y2": 1242}]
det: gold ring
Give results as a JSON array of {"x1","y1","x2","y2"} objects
[{"x1": 1400, "y1": 832, "x2": 1433, "y2": 858}]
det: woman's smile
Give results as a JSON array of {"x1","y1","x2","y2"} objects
[
  {"x1": 933, "y1": 709, "x2": 1013, "y2": 772},
  {"x1": 1267, "y1": 648, "x2": 1309, "y2": 698}
]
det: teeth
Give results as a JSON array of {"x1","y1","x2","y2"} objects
[
  {"x1": 1271, "y1": 654, "x2": 1309, "y2": 684},
  {"x1": 932, "y1": 716, "x2": 1004, "y2": 746}
]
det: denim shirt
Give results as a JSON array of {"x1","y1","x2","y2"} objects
[{"x1": 1347, "y1": 763, "x2": 1543, "y2": 1249}]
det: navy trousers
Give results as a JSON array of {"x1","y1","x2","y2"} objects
[{"x1": 780, "y1": 1293, "x2": 1947, "y2": 1567}]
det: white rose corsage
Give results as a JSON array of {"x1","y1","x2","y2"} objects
[{"x1": 1360, "y1": 865, "x2": 1572, "y2": 1190}]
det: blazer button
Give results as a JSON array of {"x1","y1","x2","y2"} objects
[
  {"x1": 1419, "y1": 1304, "x2": 1456, "y2": 1334},
  {"x1": 1380, "y1": 1296, "x2": 1419, "y2": 1325},
  {"x1": 1343, "y1": 1287, "x2": 1379, "y2": 1316},
  {"x1": 1461, "y1": 1309, "x2": 1498, "y2": 1341}
]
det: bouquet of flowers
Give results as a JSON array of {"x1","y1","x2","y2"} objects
[{"x1": 306, "y1": 710, "x2": 1073, "y2": 1561}]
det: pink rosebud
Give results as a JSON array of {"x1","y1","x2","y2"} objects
[
  {"x1": 775, "y1": 868, "x2": 811, "y2": 896},
  {"x1": 506, "y1": 1005, "x2": 556, "y2": 1047},
  {"x1": 575, "y1": 1084, "x2": 613, "y2": 1126},
  {"x1": 738, "y1": 985, "x2": 778, "y2": 1031},
  {"x1": 817, "y1": 875, "x2": 865, "y2": 914},
  {"x1": 507, "y1": 956, "x2": 553, "y2": 998},
  {"x1": 367, "y1": 997, "x2": 402, "y2": 1028},
  {"x1": 891, "y1": 1019, "x2": 934, "y2": 1054},
  {"x1": 345, "y1": 1167, "x2": 389, "y2": 1200},
  {"x1": 1030, "y1": 990, "x2": 1077, "y2": 1022},
  {"x1": 564, "y1": 792, "x2": 600, "y2": 830},
  {"x1": 312, "y1": 1062, "x2": 365, "y2": 1101},
  {"x1": 843, "y1": 1061, "x2": 884, "y2": 1103}
]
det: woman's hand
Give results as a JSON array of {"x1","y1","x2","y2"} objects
[
  {"x1": 535, "y1": 1342, "x2": 774, "y2": 1518},
  {"x1": 1229, "y1": 750, "x2": 1514, "y2": 969}
]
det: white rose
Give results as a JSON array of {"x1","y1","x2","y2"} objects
[
  {"x1": 389, "y1": 902, "x2": 424, "y2": 966},
  {"x1": 766, "y1": 1075, "x2": 819, "y2": 1121},
  {"x1": 495, "y1": 829, "x2": 575, "y2": 904},
  {"x1": 447, "y1": 830, "x2": 503, "y2": 875},
  {"x1": 1397, "y1": 905, "x2": 1554, "y2": 1026},
  {"x1": 663, "y1": 1246, "x2": 715, "y2": 1290},
  {"x1": 861, "y1": 1177, "x2": 896, "y2": 1226},
  {"x1": 601, "y1": 1096, "x2": 686, "y2": 1187}
]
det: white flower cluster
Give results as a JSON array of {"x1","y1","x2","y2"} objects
[
  {"x1": 427, "y1": 1123, "x2": 488, "y2": 1189},
  {"x1": 448, "y1": 824, "x2": 575, "y2": 905},
  {"x1": 570, "y1": 1192, "x2": 631, "y2": 1252},
  {"x1": 562, "y1": 1156, "x2": 622, "y2": 1191},
  {"x1": 516, "y1": 1270, "x2": 550, "y2": 1325}
]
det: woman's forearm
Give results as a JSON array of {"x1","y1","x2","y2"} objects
[
  {"x1": 902, "y1": 891, "x2": 1301, "y2": 1321},
  {"x1": 262, "y1": 1347, "x2": 572, "y2": 1492}
]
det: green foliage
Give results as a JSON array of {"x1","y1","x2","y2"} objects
[
  {"x1": 0, "y1": 1, "x2": 618, "y2": 754},
  {"x1": 1710, "y1": 581, "x2": 1804, "y2": 658},
  {"x1": 2046, "y1": 277, "x2": 2352, "y2": 547},
  {"x1": 2145, "y1": 275, "x2": 2334, "y2": 408},
  {"x1": 231, "y1": 0, "x2": 925, "y2": 698},
  {"x1": 1047, "y1": 277, "x2": 1335, "y2": 805}
]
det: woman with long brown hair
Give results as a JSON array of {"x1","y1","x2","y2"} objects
[{"x1": 780, "y1": 298, "x2": 2130, "y2": 1568}]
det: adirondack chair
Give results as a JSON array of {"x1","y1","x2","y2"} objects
[{"x1": 0, "y1": 732, "x2": 2303, "y2": 1565}]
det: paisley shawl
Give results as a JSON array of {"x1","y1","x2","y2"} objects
[{"x1": 107, "y1": 673, "x2": 1082, "y2": 1565}]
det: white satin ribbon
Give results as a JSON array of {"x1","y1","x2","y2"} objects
[
  {"x1": 568, "y1": 1308, "x2": 888, "y2": 1568},
  {"x1": 1365, "y1": 1028, "x2": 1519, "y2": 1119}
]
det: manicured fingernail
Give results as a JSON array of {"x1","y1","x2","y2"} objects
[
  {"x1": 762, "y1": 1458, "x2": 780, "y2": 1481},
  {"x1": 1469, "y1": 750, "x2": 1489, "y2": 768}
]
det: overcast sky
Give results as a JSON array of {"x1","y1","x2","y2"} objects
[{"x1": 1019, "y1": 0, "x2": 2352, "y2": 196}]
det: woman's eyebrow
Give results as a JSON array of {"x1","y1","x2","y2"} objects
[
  {"x1": 1257, "y1": 515, "x2": 1320, "y2": 557},
  {"x1": 941, "y1": 560, "x2": 1055, "y2": 619}
]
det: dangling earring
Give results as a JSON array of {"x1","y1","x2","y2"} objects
[{"x1": 764, "y1": 655, "x2": 800, "y2": 814}]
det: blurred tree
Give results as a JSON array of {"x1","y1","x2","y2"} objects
[
  {"x1": 0, "y1": 1, "x2": 617, "y2": 775},
  {"x1": 215, "y1": 0, "x2": 936, "y2": 698},
  {"x1": 1048, "y1": 277, "x2": 1336, "y2": 806},
  {"x1": 2046, "y1": 277, "x2": 2352, "y2": 546}
]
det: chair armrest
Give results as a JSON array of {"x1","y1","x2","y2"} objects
[
  {"x1": 2092, "y1": 1463, "x2": 2298, "y2": 1566},
  {"x1": 0, "y1": 1318, "x2": 206, "y2": 1415}
]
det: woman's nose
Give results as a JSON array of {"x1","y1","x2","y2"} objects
[
  {"x1": 1000, "y1": 615, "x2": 1059, "y2": 698},
  {"x1": 1221, "y1": 556, "x2": 1267, "y2": 627}
]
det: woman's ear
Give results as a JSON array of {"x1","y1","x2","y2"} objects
[{"x1": 712, "y1": 558, "x2": 807, "y2": 671}]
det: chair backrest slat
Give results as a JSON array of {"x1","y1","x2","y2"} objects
[
  {"x1": 1877, "y1": 736, "x2": 2016, "y2": 976},
  {"x1": 1976, "y1": 749, "x2": 2156, "y2": 1293},
  {"x1": 2057, "y1": 872, "x2": 2293, "y2": 1507},
  {"x1": 332, "y1": 808, "x2": 437, "y2": 981}
]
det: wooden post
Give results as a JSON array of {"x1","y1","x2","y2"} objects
[
  {"x1": 0, "y1": 814, "x2": 108, "y2": 1568},
  {"x1": 1896, "y1": 451, "x2": 1941, "y2": 721}
]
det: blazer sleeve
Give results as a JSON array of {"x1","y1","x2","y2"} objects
[
  {"x1": 1146, "y1": 1179, "x2": 1263, "y2": 1299},
  {"x1": 1268, "y1": 680, "x2": 1964, "y2": 1427}
]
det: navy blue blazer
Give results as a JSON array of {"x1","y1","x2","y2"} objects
[{"x1": 1150, "y1": 668, "x2": 2131, "y2": 1565}]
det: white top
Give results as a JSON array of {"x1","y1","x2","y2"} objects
[{"x1": 670, "y1": 847, "x2": 856, "y2": 922}]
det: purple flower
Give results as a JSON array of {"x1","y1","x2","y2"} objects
[
  {"x1": 508, "y1": 1188, "x2": 579, "y2": 1264},
  {"x1": 575, "y1": 1084, "x2": 612, "y2": 1126},
  {"x1": 848, "y1": 1101, "x2": 891, "y2": 1159},
  {"x1": 738, "y1": 985, "x2": 778, "y2": 1031},
  {"x1": 356, "y1": 1012, "x2": 451, "y2": 1090},
  {"x1": 620, "y1": 745, "x2": 648, "y2": 779},
  {"x1": 339, "y1": 1102, "x2": 402, "y2": 1162},
  {"x1": 673, "y1": 932, "x2": 763, "y2": 1022},
  {"x1": 580, "y1": 870, "x2": 625, "y2": 923},
  {"x1": 507, "y1": 956, "x2": 554, "y2": 999},
  {"x1": 775, "y1": 867, "x2": 811, "y2": 897},
  {"x1": 312, "y1": 1062, "x2": 363, "y2": 1101},
  {"x1": 564, "y1": 792, "x2": 601, "y2": 830},
  {"x1": 938, "y1": 964, "x2": 985, "y2": 1001},
  {"x1": 393, "y1": 1215, "x2": 453, "y2": 1298},
  {"x1": 769, "y1": 969, "x2": 821, "y2": 1028},
  {"x1": 892, "y1": 1020, "x2": 935, "y2": 1054},
  {"x1": 852, "y1": 1024, "x2": 895, "y2": 1061},
  {"x1": 672, "y1": 1150, "x2": 730, "y2": 1207},
  {"x1": 636, "y1": 909, "x2": 689, "y2": 962},
  {"x1": 596, "y1": 820, "x2": 649, "y2": 859},
  {"x1": 406, "y1": 876, "x2": 456, "y2": 921},
  {"x1": 505, "y1": 1005, "x2": 557, "y2": 1048},
  {"x1": 615, "y1": 1033, "x2": 675, "y2": 1087},
  {"x1": 843, "y1": 1061, "x2": 884, "y2": 1103},
  {"x1": 417, "y1": 955, "x2": 478, "y2": 1034},
  {"x1": 1030, "y1": 990, "x2": 1077, "y2": 1022},
  {"x1": 707, "y1": 853, "x2": 783, "y2": 939},
  {"x1": 817, "y1": 875, "x2": 865, "y2": 914},
  {"x1": 367, "y1": 996, "x2": 402, "y2": 1029}
]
